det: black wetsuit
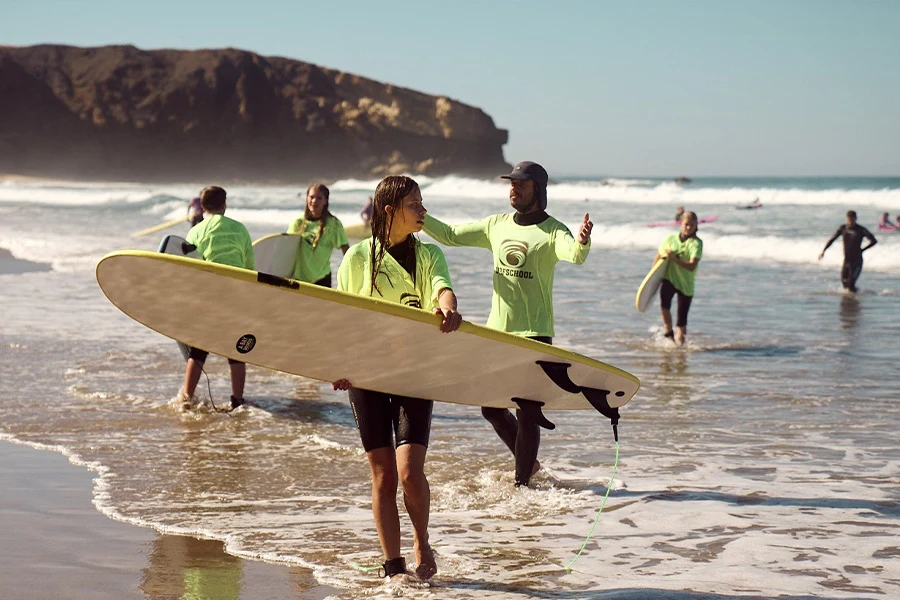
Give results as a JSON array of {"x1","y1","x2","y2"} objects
[
  {"x1": 824, "y1": 224, "x2": 877, "y2": 292},
  {"x1": 349, "y1": 236, "x2": 434, "y2": 452}
]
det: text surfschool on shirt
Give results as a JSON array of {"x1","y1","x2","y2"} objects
[{"x1": 495, "y1": 240, "x2": 534, "y2": 279}]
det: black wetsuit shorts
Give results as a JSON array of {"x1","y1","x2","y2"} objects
[
  {"x1": 348, "y1": 388, "x2": 433, "y2": 452},
  {"x1": 659, "y1": 279, "x2": 693, "y2": 328},
  {"x1": 188, "y1": 347, "x2": 243, "y2": 366}
]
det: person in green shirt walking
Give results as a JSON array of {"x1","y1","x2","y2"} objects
[
  {"x1": 422, "y1": 160, "x2": 593, "y2": 487},
  {"x1": 333, "y1": 175, "x2": 461, "y2": 581},
  {"x1": 287, "y1": 183, "x2": 350, "y2": 287},
  {"x1": 178, "y1": 186, "x2": 255, "y2": 411},
  {"x1": 655, "y1": 211, "x2": 703, "y2": 346}
]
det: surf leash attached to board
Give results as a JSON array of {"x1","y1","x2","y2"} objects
[{"x1": 564, "y1": 440, "x2": 620, "y2": 572}]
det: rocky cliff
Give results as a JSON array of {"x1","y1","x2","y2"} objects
[{"x1": 0, "y1": 44, "x2": 509, "y2": 182}]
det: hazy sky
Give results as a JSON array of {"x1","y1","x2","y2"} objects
[{"x1": 3, "y1": 0, "x2": 898, "y2": 176}]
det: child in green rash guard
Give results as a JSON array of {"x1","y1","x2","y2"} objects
[
  {"x1": 287, "y1": 183, "x2": 350, "y2": 287},
  {"x1": 178, "y1": 186, "x2": 255, "y2": 411},
  {"x1": 655, "y1": 211, "x2": 703, "y2": 346},
  {"x1": 422, "y1": 161, "x2": 594, "y2": 488},
  {"x1": 333, "y1": 175, "x2": 461, "y2": 581}
]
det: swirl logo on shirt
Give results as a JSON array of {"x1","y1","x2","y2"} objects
[
  {"x1": 499, "y1": 240, "x2": 529, "y2": 268},
  {"x1": 400, "y1": 293, "x2": 422, "y2": 309}
]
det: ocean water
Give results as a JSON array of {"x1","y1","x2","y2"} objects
[{"x1": 1, "y1": 175, "x2": 899, "y2": 599}]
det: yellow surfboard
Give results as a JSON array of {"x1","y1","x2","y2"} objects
[
  {"x1": 96, "y1": 251, "x2": 639, "y2": 425},
  {"x1": 635, "y1": 258, "x2": 667, "y2": 312}
]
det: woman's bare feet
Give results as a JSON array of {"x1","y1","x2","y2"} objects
[{"x1": 414, "y1": 544, "x2": 437, "y2": 580}]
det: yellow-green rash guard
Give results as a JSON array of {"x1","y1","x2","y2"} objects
[
  {"x1": 186, "y1": 214, "x2": 255, "y2": 270},
  {"x1": 423, "y1": 213, "x2": 590, "y2": 337},
  {"x1": 287, "y1": 214, "x2": 349, "y2": 283},
  {"x1": 659, "y1": 233, "x2": 703, "y2": 296},
  {"x1": 337, "y1": 238, "x2": 453, "y2": 312}
]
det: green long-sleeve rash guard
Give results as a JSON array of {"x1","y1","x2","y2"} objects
[
  {"x1": 423, "y1": 213, "x2": 590, "y2": 337},
  {"x1": 337, "y1": 238, "x2": 453, "y2": 312}
]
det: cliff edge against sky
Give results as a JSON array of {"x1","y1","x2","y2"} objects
[{"x1": 0, "y1": 44, "x2": 510, "y2": 183}]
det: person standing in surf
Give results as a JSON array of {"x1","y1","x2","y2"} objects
[
  {"x1": 422, "y1": 160, "x2": 593, "y2": 488},
  {"x1": 333, "y1": 175, "x2": 461, "y2": 581},
  {"x1": 287, "y1": 183, "x2": 350, "y2": 287},
  {"x1": 818, "y1": 210, "x2": 877, "y2": 293},
  {"x1": 178, "y1": 186, "x2": 255, "y2": 411},
  {"x1": 655, "y1": 211, "x2": 703, "y2": 346}
]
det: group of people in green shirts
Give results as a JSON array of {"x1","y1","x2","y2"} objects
[{"x1": 175, "y1": 162, "x2": 703, "y2": 581}]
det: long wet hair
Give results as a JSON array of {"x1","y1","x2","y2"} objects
[
  {"x1": 298, "y1": 183, "x2": 332, "y2": 248},
  {"x1": 368, "y1": 175, "x2": 419, "y2": 297}
]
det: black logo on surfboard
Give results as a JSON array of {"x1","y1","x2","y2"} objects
[{"x1": 236, "y1": 334, "x2": 256, "y2": 354}]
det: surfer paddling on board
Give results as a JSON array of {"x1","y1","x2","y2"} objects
[
  {"x1": 287, "y1": 183, "x2": 349, "y2": 287},
  {"x1": 177, "y1": 186, "x2": 255, "y2": 411},
  {"x1": 819, "y1": 210, "x2": 877, "y2": 294},
  {"x1": 333, "y1": 175, "x2": 461, "y2": 581},
  {"x1": 422, "y1": 160, "x2": 593, "y2": 487},
  {"x1": 655, "y1": 211, "x2": 703, "y2": 346}
]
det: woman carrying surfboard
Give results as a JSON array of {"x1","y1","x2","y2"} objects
[
  {"x1": 287, "y1": 183, "x2": 350, "y2": 287},
  {"x1": 655, "y1": 211, "x2": 703, "y2": 346},
  {"x1": 333, "y1": 175, "x2": 461, "y2": 581}
]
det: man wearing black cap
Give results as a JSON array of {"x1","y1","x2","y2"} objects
[{"x1": 423, "y1": 160, "x2": 593, "y2": 487}]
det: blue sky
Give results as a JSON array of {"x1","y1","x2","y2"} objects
[{"x1": 3, "y1": 0, "x2": 898, "y2": 177}]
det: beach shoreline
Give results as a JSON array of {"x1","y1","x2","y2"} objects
[{"x1": 0, "y1": 439, "x2": 336, "y2": 600}]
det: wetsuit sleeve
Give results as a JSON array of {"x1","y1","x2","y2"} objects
[
  {"x1": 422, "y1": 214, "x2": 492, "y2": 250},
  {"x1": 553, "y1": 223, "x2": 591, "y2": 264},
  {"x1": 822, "y1": 226, "x2": 844, "y2": 251}
]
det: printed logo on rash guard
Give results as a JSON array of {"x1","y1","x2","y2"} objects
[
  {"x1": 400, "y1": 293, "x2": 422, "y2": 309},
  {"x1": 495, "y1": 240, "x2": 533, "y2": 279}
]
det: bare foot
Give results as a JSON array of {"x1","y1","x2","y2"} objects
[
  {"x1": 532, "y1": 459, "x2": 541, "y2": 476},
  {"x1": 414, "y1": 544, "x2": 437, "y2": 580}
]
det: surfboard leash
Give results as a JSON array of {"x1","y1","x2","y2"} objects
[{"x1": 564, "y1": 437, "x2": 620, "y2": 573}]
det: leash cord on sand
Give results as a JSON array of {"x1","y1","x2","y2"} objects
[
  {"x1": 565, "y1": 439, "x2": 619, "y2": 572},
  {"x1": 350, "y1": 562, "x2": 384, "y2": 577}
]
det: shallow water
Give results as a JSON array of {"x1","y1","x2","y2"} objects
[{"x1": 1, "y1": 176, "x2": 899, "y2": 598}]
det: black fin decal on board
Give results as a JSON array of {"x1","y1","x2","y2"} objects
[{"x1": 512, "y1": 398, "x2": 556, "y2": 430}]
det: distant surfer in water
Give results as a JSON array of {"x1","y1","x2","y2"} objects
[
  {"x1": 178, "y1": 186, "x2": 255, "y2": 411},
  {"x1": 674, "y1": 205, "x2": 685, "y2": 222},
  {"x1": 422, "y1": 160, "x2": 593, "y2": 487},
  {"x1": 187, "y1": 196, "x2": 204, "y2": 226},
  {"x1": 287, "y1": 183, "x2": 349, "y2": 287},
  {"x1": 655, "y1": 211, "x2": 703, "y2": 346},
  {"x1": 333, "y1": 175, "x2": 461, "y2": 581},
  {"x1": 878, "y1": 212, "x2": 895, "y2": 230},
  {"x1": 818, "y1": 210, "x2": 877, "y2": 293}
]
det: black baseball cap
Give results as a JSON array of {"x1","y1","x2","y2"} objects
[{"x1": 500, "y1": 161, "x2": 548, "y2": 187}]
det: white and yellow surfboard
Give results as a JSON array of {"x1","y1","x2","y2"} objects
[
  {"x1": 96, "y1": 251, "x2": 639, "y2": 421},
  {"x1": 635, "y1": 258, "x2": 667, "y2": 313}
]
